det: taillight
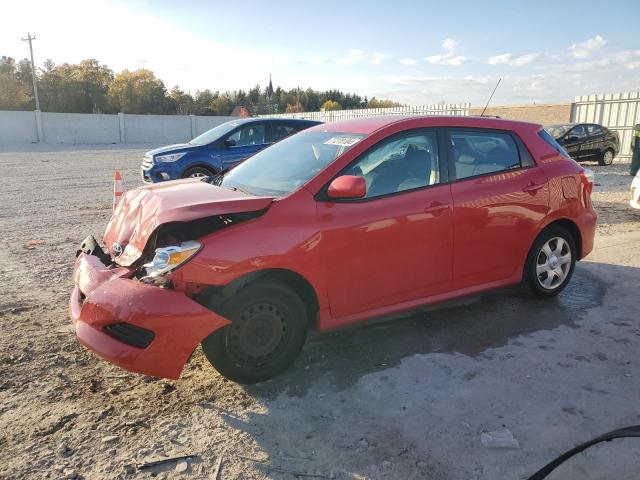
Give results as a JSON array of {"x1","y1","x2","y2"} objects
[{"x1": 581, "y1": 168, "x2": 594, "y2": 197}]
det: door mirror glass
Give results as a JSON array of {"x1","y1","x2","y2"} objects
[
  {"x1": 327, "y1": 175, "x2": 367, "y2": 199},
  {"x1": 224, "y1": 138, "x2": 237, "y2": 147}
]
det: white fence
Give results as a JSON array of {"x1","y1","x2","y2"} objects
[
  {"x1": 260, "y1": 103, "x2": 471, "y2": 122},
  {"x1": 0, "y1": 110, "x2": 238, "y2": 145},
  {"x1": 571, "y1": 92, "x2": 640, "y2": 159}
]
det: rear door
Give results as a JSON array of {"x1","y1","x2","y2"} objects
[
  {"x1": 584, "y1": 124, "x2": 604, "y2": 157},
  {"x1": 562, "y1": 125, "x2": 587, "y2": 159},
  {"x1": 447, "y1": 128, "x2": 549, "y2": 289}
]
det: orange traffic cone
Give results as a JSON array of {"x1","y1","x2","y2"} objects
[{"x1": 113, "y1": 170, "x2": 124, "y2": 211}]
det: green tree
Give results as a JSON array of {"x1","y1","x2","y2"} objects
[
  {"x1": 107, "y1": 69, "x2": 172, "y2": 114},
  {"x1": 169, "y1": 86, "x2": 194, "y2": 115},
  {"x1": 0, "y1": 56, "x2": 31, "y2": 110},
  {"x1": 39, "y1": 59, "x2": 113, "y2": 113},
  {"x1": 321, "y1": 99, "x2": 341, "y2": 111}
]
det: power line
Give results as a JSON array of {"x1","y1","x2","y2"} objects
[{"x1": 21, "y1": 33, "x2": 40, "y2": 111}]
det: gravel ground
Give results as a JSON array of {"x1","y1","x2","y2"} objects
[{"x1": 0, "y1": 145, "x2": 639, "y2": 479}]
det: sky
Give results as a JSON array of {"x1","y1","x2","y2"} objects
[{"x1": 2, "y1": 0, "x2": 639, "y2": 106}]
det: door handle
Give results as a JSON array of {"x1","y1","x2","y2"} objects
[
  {"x1": 523, "y1": 182, "x2": 544, "y2": 193},
  {"x1": 424, "y1": 202, "x2": 449, "y2": 214}
]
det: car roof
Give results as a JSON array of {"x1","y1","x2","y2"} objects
[
  {"x1": 229, "y1": 117, "x2": 321, "y2": 125},
  {"x1": 306, "y1": 115, "x2": 543, "y2": 135}
]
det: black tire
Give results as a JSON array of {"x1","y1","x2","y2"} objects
[
  {"x1": 598, "y1": 148, "x2": 614, "y2": 166},
  {"x1": 201, "y1": 280, "x2": 308, "y2": 384},
  {"x1": 183, "y1": 166, "x2": 215, "y2": 178},
  {"x1": 524, "y1": 226, "x2": 577, "y2": 297}
]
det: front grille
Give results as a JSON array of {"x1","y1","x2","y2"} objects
[
  {"x1": 104, "y1": 323, "x2": 155, "y2": 349},
  {"x1": 141, "y1": 155, "x2": 153, "y2": 169}
]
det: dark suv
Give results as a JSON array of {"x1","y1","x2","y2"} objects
[{"x1": 546, "y1": 123, "x2": 619, "y2": 165}]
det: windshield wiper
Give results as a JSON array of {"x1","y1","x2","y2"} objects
[
  {"x1": 227, "y1": 185, "x2": 252, "y2": 196},
  {"x1": 202, "y1": 168, "x2": 230, "y2": 186}
]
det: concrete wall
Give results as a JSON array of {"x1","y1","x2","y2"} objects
[
  {"x1": 194, "y1": 115, "x2": 238, "y2": 136},
  {"x1": 0, "y1": 111, "x2": 240, "y2": 145},
  {"x1": 0, "y1": 110, "x2": 38, "y2": 144},
  {"x1": 469, "y1": 103, "x2": 572, "y2": 125},
  {"x1": 122, "y1": 114, "x2": 191, "y2": 144},
  {"x1": 41, "y1": 112, "x2": 120, "y2": 144}
]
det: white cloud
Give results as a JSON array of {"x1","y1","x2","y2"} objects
[
  {"x1": 369, "y1": 53, "x2": 389, "y2": 65},
  {"x1": 400, "y1": 58, "x2": 417, "y2": 65},
  {"x1": 488, "y1": 53, "x2": 539, "y2": 66},
  {"x1": 336, "y1": 49, "x2": 365, "y2": 65},
  {"x1": 424, "y1": 38, "x2": 466, "y2": 66},
  {"x1": 569, "y1": 35, "x2": 606, "y2": 58},
  {"x1": 442, "y1": 38, "x2": 458, "y2": 51}
]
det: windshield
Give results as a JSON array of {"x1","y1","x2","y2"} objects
[
  {"x1": 545, "y1": 124, "x2": 572, "y2": 139},
  {"x1": 219, "y1": 131, "x2": 365, "y2": 196},
  {"x1": 189, "y1": 120, "x2": 246, "y2": 146}
]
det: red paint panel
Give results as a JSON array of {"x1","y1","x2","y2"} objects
[{"x1": 70, "y1": 254, "x2": 230, "y2": 379}]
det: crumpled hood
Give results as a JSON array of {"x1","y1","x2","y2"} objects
[{"x1": 104, "y1": 178, "x2": 273, "y2": 266}]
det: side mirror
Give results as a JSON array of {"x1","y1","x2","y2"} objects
[
  {"x1": 224, "y1": 138, "x2": 237, "y2": 147},
  {"x1": 327, "y1": 175, "x2": 366, "y2": 199},
  {"x1": 567, "y1": 135, "x2": 579, "y2": 142}
]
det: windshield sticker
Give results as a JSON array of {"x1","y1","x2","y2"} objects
[{"x1": 324, "y1": 136, "x2": 362, "y2": 147}]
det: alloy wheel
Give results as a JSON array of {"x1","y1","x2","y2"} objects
[{"x1": 535, "y1": 236, "x2": 572, "y2": 290}]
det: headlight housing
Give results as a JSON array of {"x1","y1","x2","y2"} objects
[
  {"x1": 141, "y1": 241, "x2": 201, "y2": 283},
  {"x1": 155, "y1": 152, "x2": 187, "y2": 163}
]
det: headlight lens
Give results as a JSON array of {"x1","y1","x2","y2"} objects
[
  {"x1": 142, "y1": 241, "x2": 201, "y2": 280},
  {"x1": 156, "y1": 152, "x2": 187, "y2": 163}
]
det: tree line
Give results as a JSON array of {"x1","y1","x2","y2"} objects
[{"x1": 0, "y1": 56, "x2": 402, "y2": 115}]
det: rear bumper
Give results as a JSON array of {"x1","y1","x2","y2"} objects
[{"x1": 69, "y1": 253, "x2": 230, "y2": 379}]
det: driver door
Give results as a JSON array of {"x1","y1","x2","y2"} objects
[
  {"x1": 317, "y1": 130, "x2": 453, "y2": 319},
  {"x1": 220, "y1": 123, "x2": 268, "y2": 168}
]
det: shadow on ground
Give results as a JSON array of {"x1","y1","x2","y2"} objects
[{"x1": 248, "y1": 264, "x2": 607, "y2": 398}]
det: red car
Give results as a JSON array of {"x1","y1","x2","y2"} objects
[{"x1": 70, "y1": 116, "x2": 596, "y2": 383}]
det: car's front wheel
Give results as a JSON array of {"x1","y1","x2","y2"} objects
[
  {"x1": 201, "y1": 280, "x2": 309, "y2": 384},
  {"x1": 599, "y1": 149, "x2": 614, "y2": 166},
  {"x1": 183, "y1": 166, "x2": 215, "y2": 178},
  {"x1": 524, "y1": 227, "x2": 576, "y2": 297}
]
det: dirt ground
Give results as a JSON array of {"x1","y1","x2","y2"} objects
[{"x1": 0, "y1": 145, "x2": 639, "y2": 480}]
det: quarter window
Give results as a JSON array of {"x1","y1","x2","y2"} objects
[
  {"x1": 449, "y1": 130, "x2": 521, "y2": 180},
  {"x1": 339, "y1": 132, "x2": 440, "y2": 198},
  {"x1": 227, "y1": 124, "x2": 266, "y2": 146}
]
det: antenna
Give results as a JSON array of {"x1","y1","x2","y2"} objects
[{"x1": 480, "y1": 77, "x2": 501, "y2": 116}]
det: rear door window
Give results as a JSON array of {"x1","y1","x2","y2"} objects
[
  {"x1": 271, "y1": 123, "x2": 297, "y2": 142},
  {"x1": 586, "y1": 124, "x2": 603, "y2": 135},
  {"x1": 448, "y1": 130, "x2": 521, "y2": 180}
]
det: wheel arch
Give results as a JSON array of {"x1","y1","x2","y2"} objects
[
  {"x1": 537, "y1": 218, "x2": 583, "y2": 260},
  {"x1": 182, "y1": 163, "x2": 219, "y2": 177},
  {"x1": 198, "y1": 268, "x2": 320, "y2": 328}
]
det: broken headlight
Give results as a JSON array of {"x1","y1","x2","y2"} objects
[{"x1": 141, "y1": 241, "x2": 201, "y2": 283}]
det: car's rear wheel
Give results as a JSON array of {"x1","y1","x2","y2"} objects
[
  {"x1": 524, "y1": 226, "x2": 576, "y2": 297},
  {"x1": 183, "y1": 166, "x2": 215, "y2": 178},
  {"x1": 599, "y1": 149, "x2": 614, "y2": 166},
  {"x1": 201, "y1": 280, "x2": 308, "y2": 384}
]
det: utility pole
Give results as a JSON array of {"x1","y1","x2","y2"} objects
[{"x1": 21, "y1": 33, "x2": 40, "y2": 111}]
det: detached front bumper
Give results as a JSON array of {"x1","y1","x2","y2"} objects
[{"x1": 69, "y1": 253, "x2": 230, "y2": 379}]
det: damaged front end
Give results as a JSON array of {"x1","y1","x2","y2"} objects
[{"x1": 69, "y1": 178, "x2": 272, "y2": 379}]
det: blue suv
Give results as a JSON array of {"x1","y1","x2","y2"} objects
[{"x1": 141, "y1": 118, "x2": 321, "y2": 182}]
